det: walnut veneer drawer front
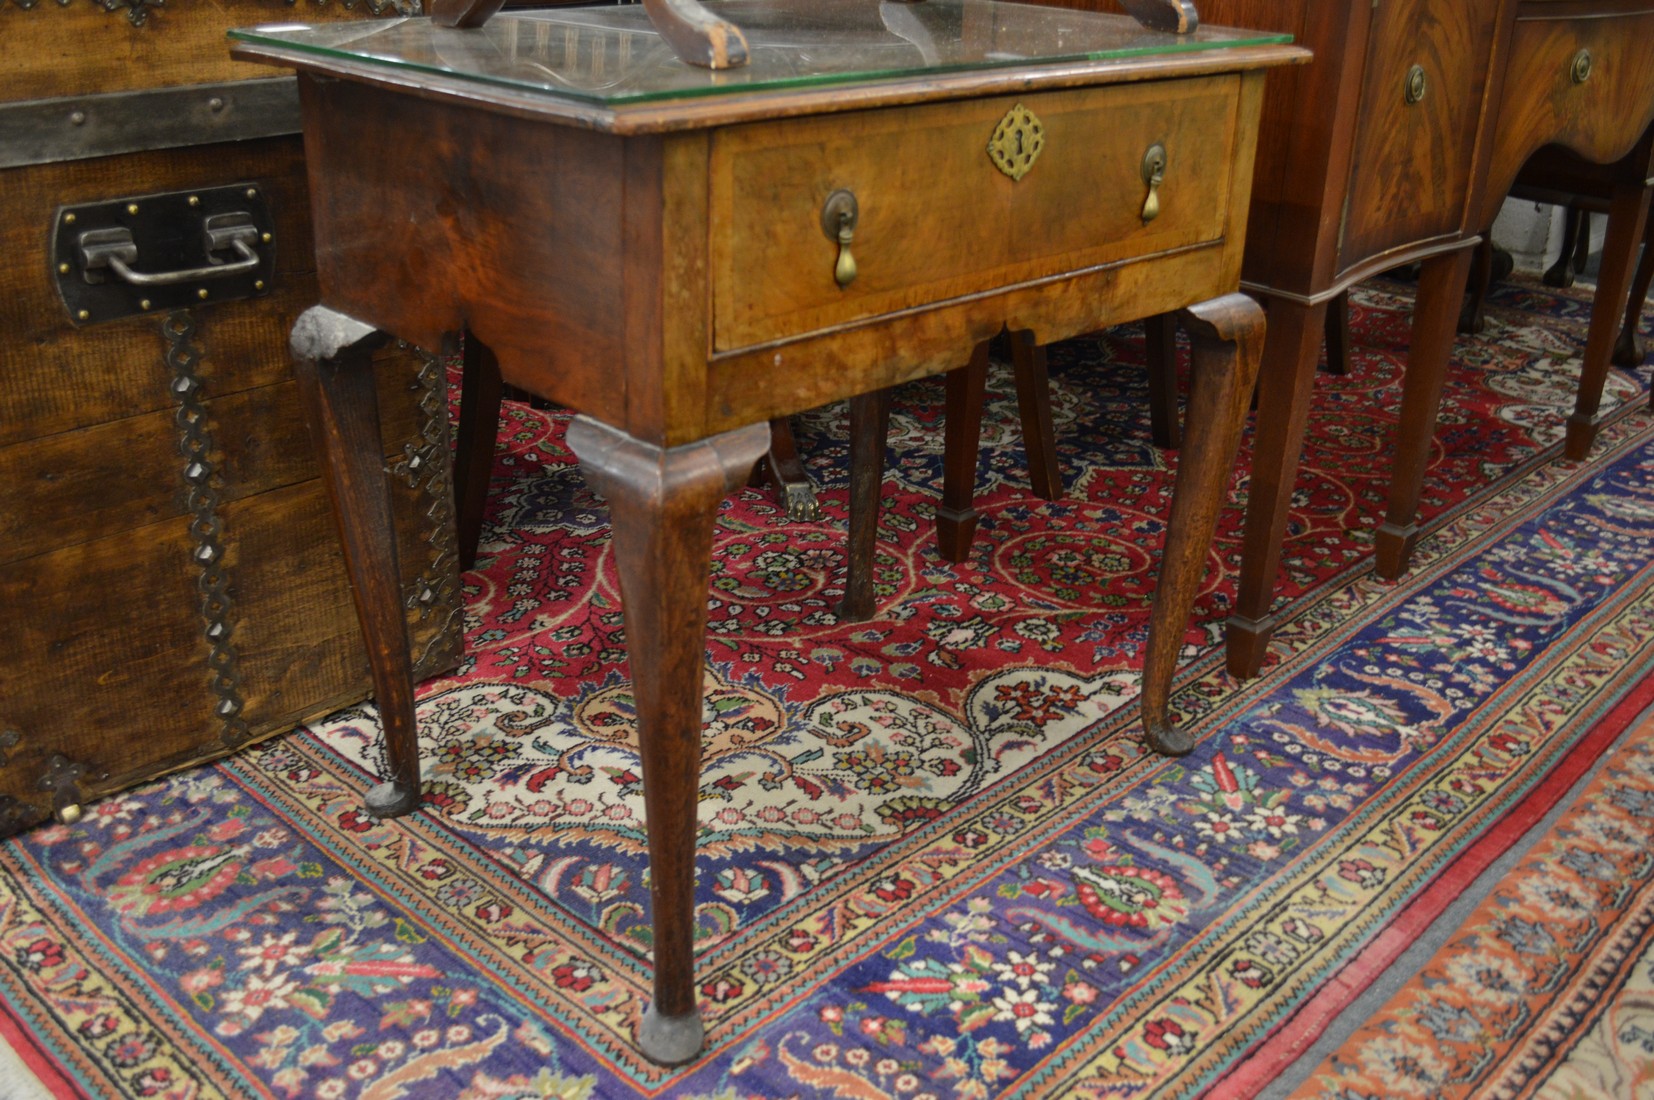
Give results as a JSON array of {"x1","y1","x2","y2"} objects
[
  {"x1": 1337, "y1": 0, "x2": 1500, "y2": 269},
  {"x1": 710, "y1": 75, "x2": 1240, "y2": 352}
]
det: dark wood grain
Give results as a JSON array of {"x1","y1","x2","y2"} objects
[{"x1": 1144, "y1": 311, "x2": 1182, "y2": 448}]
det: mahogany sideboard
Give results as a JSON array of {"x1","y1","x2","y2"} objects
[
  {"x1": 231, "y1": 0, "x2": 1303, "y2": 1063},
  {"x1": 1044, "y1": 0, "x2": 1654, "y2": 679}
]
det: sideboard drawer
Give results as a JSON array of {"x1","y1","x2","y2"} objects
[
  {"x1": 1335, "y1": 0, "x2": 1500, "y2": 271},
  {"x1": 1482, "y1": 7, "x2": 1654, "y2": 218},
  {"x1": 709, "y1": 74, "x2": 1241, "y2": 352}
]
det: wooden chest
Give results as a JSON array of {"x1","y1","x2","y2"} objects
[{"x1": 0, "y1": 0, "x2": 463, "y2": 835}]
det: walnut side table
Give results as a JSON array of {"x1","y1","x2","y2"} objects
[{"x1": 231, "y1": 0, "x2": 1303, "y2": 1063}]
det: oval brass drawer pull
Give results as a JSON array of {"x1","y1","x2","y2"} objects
[
  {"x1": 1405, "y1": 64, "x2": 1427, "y2": 105},
  {"x1": 820, "y1": 189, "x2": 859, "y2": 289}
]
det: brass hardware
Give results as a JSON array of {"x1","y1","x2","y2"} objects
[
  {"x1": 1571, "y1": 49, "x2": 1592, "y2": 84},
  {"x1": 820, "y1": 189, "x2": 859, "y2": 289},
  {"x1": 1404, "y1": 64, "x2": 1427, "y2": 104},
  {"x1": 57, "y1": 803, "x2": 83, "y2": 825},
  {"x1": 1141, "y1": 143, "x2": 1168, "y2": 223},
  {"x1": 63, "y1": 212, "x2": 74, "y2": 224},
  {"x1": 126, "y1": 203, "x2": 139, "y2": 215},
  {"x1": 987, "y1": 103, "x2": 1045, "y2": 181}
]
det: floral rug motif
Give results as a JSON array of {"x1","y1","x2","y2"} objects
[
  {"x1": 0, "y1": 277, "x2": 1651, "y2": 1099},
  {"x1": 1285, "y1": 700, "x2": 1654, "y2": 1100}
]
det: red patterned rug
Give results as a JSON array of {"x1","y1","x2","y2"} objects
[{"x1": 1, "y1": 275, "x2": 1651, "y2": 1099}]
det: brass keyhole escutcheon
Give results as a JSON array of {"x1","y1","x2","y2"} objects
[
  {"x1": 1571, "y1": 49, "x2": 1593, "y2": 84},
  {"x1": 820, "y1": 189, "x2": 859, "y2": 289},
  {"x1": 1405, "y1": 64, "x2": 1427, "y2": 105},
  {"x1": 1141, "y1": 143, "x2": 1168, "y2": 223}
]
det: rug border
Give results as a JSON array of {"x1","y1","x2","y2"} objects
[{"x1": 1209, "y1": 672, "x2": 1654, "y2": 1098}]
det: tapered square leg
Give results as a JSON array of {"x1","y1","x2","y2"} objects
[
  {"x1": 564, "y1": 416, "x2": 769, "y2": 1066},
  {"x1": 1226, "y1": 295, "x2": 1329, "y2": 679},
  {"x1": 1374, "y1": 248, "x2": 1476, "y2": 580},
  {"x1": 290, "y1": 307, "x2": 421, "y2": 818},
  {"x1": 1566, "y1": 184, "x2": 1652, "y2": 460}
]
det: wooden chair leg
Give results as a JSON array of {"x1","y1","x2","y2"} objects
[
  {"x1": 1323, "y1": 288, "x2": 1352, "y2": 376},
  {"x1": 1613, "y1": 203, "x2": 1654, "y2": 369},
  {"x1": 1545, "y1": 205, "x2": 1589, "y2": 288},
  {"x1": 1009, "y1": 330, "x2": 1062, "y2": 500},
  {"x1": 838, "y1": 389, "x2": 892, "y2": 623},
  {"x1": 936, "y1": 343, "x2": 991, "y2": 562},
  {"x1": 1144, "y1": 312, "x2": 1182, "y2": 449},
  {"x1": 453, "y1": 332, "x2": 504, "y2": 572},
  {"x1": 1459, "y1": 236, "x2": 1494, "y2": 335}
]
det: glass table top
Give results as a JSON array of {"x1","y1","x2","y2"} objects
[{"x1": 229, "y1": 0, "x2": 1292, "y2": 106}]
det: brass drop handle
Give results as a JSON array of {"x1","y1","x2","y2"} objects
[
  {"x1": 820, "y1": 189, "x2": 860, "y2": 289},
  {"x1": 1141, "y1": 143, "x2": 1168, "y2": 223},
  {"x1": 1405, "y1": 64, "x2": 1427, "y2": 105},
  {"x1": 1571, "y1": 49, "x2": 1592, "y2": 84}
]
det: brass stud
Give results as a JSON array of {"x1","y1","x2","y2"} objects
[
  {"x1": 197, "y1": 288, "x2": 209, "y2": 300},
  {"x1": 64, "y1": 212, "x2": 76, "y2": 225},
  {"x1": 69, "y1": 110, "x2": 86, "y2": 126},
  {"x1": 254, "y1": 280, "x2": 265, "y2": 291},
  {"x1": 245, "y1": 188, "x2": 258, "y2": 199},
  {"x1": 188, "y1": 195, "x2": 200, "y2": 207},
  {"x1": 208, "y1": 96, "x2": 225, "y2": 112},
  {"x1": 261, "y1": 232, "x2": 272, "y2": 244},
  {"x1": 58, "y1": 262, "x2": 70, "y2": 274},
  {"x1": 140, "y1": 299, "x2": 152, "y2": 311},
  {"x1": 76, "y1": 309, "x2": 90, "y2": 321},
  {"x1": 127, "y1": 203, "x2": 139, "y2": 215}
]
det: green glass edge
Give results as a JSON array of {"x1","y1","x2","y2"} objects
[{"x1": 227, "y1": 24, "x2": 1293, "y2": 108}]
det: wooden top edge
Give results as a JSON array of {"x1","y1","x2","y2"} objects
[{"x1": 230, "y1": 40, "x2": 1310, "y2": 135}]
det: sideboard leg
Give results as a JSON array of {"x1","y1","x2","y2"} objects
[
  {"x1": 1144, "y1": 293, "x2": 1264, "y2": 756},
  {"x1": 564, "y1": 416, "x2": 769, "y2": 1066},
  {"x1": 290, "y1": 307, "x2": 420, "y2": 818},
  {"x1": 1567, "y1": 183, "x2": 1652, "y2": 460},
  {"x1": 839, "y1": 389, "x2": 893, "y2": 623},
  {"x1": 936, "y1": 342, "x2": 991, "y2": 562},
  {"x1": 1375, "y1": 248, "x2": 1475, "y2": 580},
  {"x1": 1226, "y1": 296, "x2": 1327, "y2": 679}
]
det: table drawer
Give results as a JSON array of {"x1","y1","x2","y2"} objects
[{"x1": 710, "y1": 75, "x2": 1241, "y2": 352}]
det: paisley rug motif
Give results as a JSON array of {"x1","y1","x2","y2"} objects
[{"x1": 0, "y1": 276, "x2": 1651, "y2": 1099}]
